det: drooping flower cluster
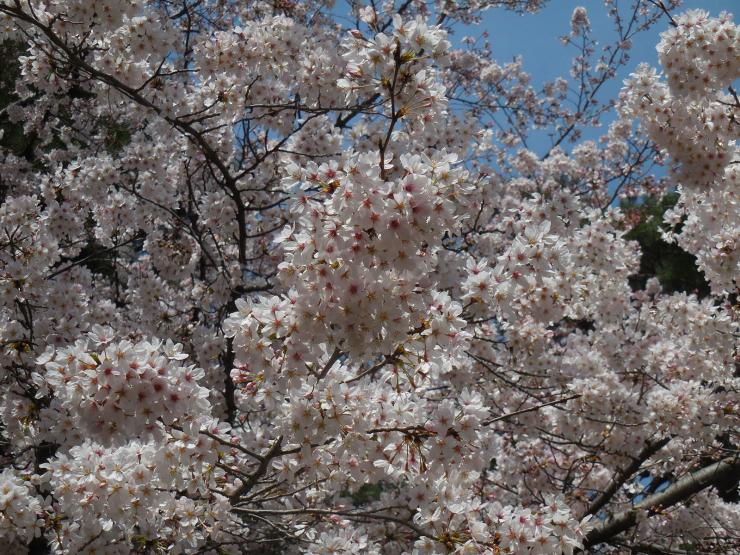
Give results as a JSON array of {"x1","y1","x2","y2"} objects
[
  {"x1": 621, "y1": 63, "x2": 735, "y2": 189},
  {"x1": 622, "y1": 9, "x2": 739, "y2": 293}
]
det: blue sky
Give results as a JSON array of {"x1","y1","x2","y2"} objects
[
  {"x1": 459, "y1": 0, "x2": 739, "y2": 152},
  {"x1": 471, "y1": 0, "x2": 737, "y2": 87}
]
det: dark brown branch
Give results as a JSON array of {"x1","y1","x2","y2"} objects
[
  {"x1": 585, "y1": 456, "x2": 740, "y2": 548},
  {"x1": 482, "y1": 394, "x2": 581, "y2": 426},
  {"x1": 583, "y1": 437, "x2": 671, "y2": 518},
  {"x1": 229, "y1": 436, "x2": 283, "y2": 502}
]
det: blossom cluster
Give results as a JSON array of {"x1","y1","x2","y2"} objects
[
  {"x1": 34, "y1": 330, "x2": 212, "y2": 445},
  {"x1": 657, "y1": 9, "x2": 738, "y2": 98},
  {"x1": 41, "y1": 438, "x2": 230, "y2": 554},
  {"x1": 622, "y1": 9, "x2": 739, "y2": 292},
  {"x1": 621, "y1": 63, "x2": 735, "y2": 189},
  {"x1": 339, "y1": 15, "x2": 450, "y2": 122},
  {"x1": 0, "y1": 469, "x2": 44, "y2": 548},
  {"x1": 414, "y1": 495, "x2": 591, "y2": 555}
]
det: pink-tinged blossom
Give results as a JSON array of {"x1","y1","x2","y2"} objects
[{"x1": 0, "y1": 1, "x2": 737, "y2": 554}]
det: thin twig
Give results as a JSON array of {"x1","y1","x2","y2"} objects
[{"x1": 482, "y1": 394, "x2": 581, "y2": 426}]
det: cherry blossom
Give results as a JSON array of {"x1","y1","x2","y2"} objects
[{"x1": 0, "y1": 1, "x2": 737, "y2": 554}]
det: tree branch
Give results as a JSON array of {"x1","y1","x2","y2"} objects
[
  {"x1": 482, "y1": 394, "x2": 581, "y2": 426},
  {"x1": 583, "y1": 437, "x2": 671, "y2": 518},
  {"x1": 585, "y1": 456, "x2": 740, "y2": 548}
]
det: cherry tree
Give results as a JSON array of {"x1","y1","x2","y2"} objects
[{"x1": 0, "y1": 0, "x2": 737, "y2": 554}]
